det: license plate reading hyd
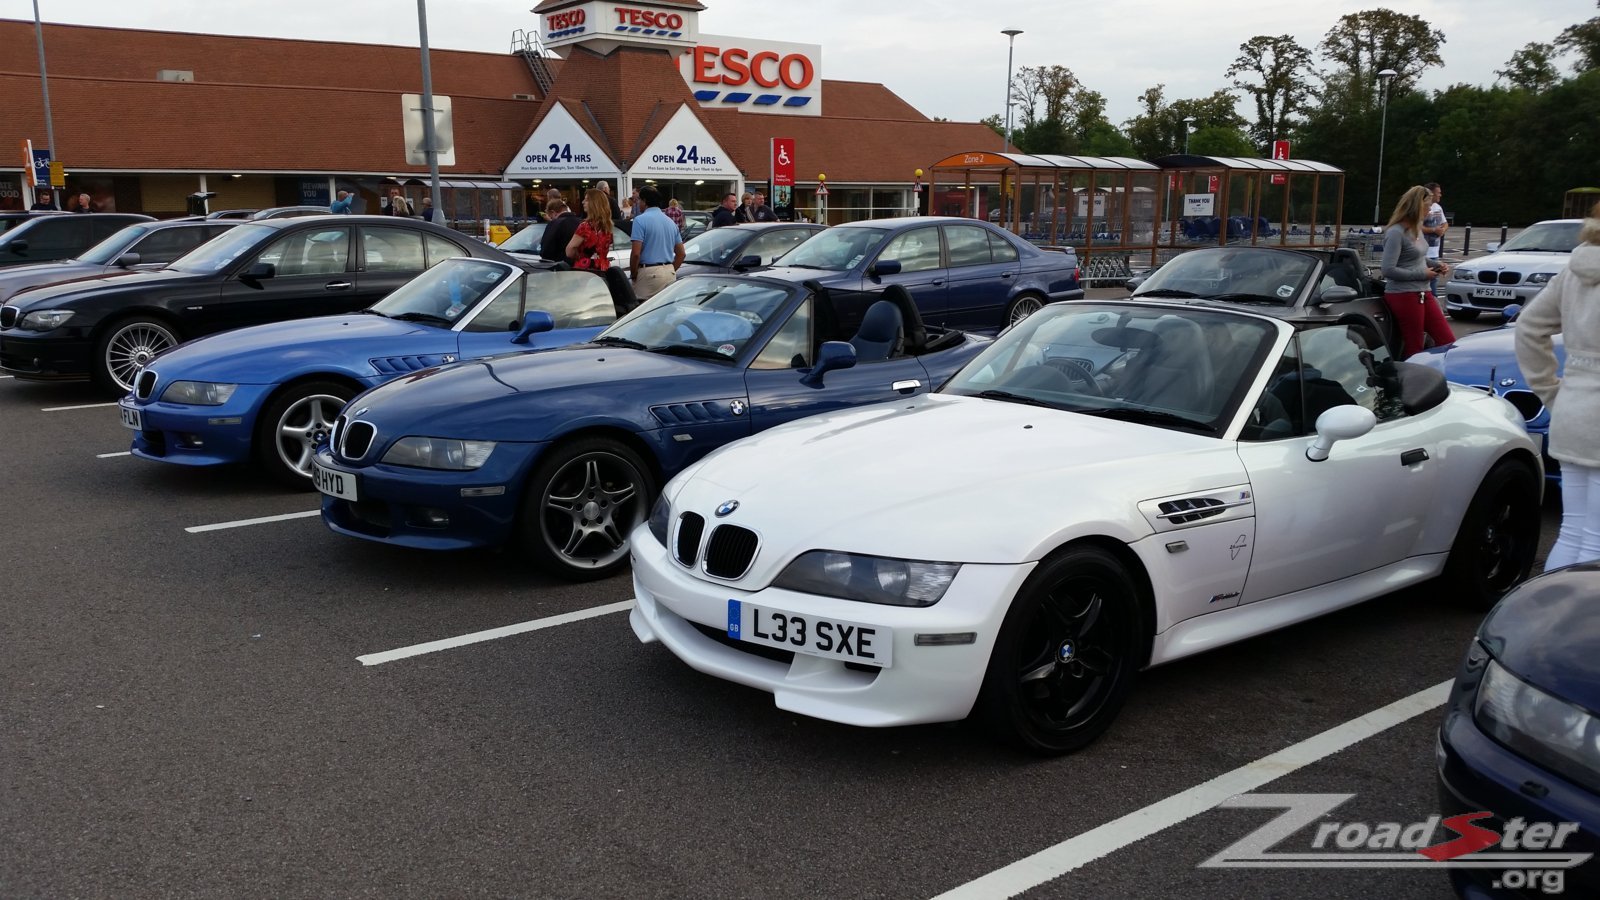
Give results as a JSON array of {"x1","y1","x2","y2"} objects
[
  {"x1": 727, "y1": 600, "x2": 892, "y2": 667},
  {"x1": 1475, "y1": 287, "x2": 1516, "y2": 300},
  {"x1": 118, "y1": 403, "x2": 142, "y2": 431},
  {"x1": 312, "y1": 462, "x2": 358, "y2": 501}
]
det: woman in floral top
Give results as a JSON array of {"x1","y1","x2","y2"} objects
[{"x1": 565, "y1": 187, "x2": 614, "y2": 271}]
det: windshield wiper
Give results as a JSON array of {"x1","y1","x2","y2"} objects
[
  {"x1": 1210, "y1": 292, "x2": 1288, "y2": 304},
  {"x1": 1136, "y1": 288, "x2": 1201, "y2": 298},
  {"x1": 781, "y1": 263, "x2": 827, "y2": 269},
  {"x1": 1506, "y1": 247, "x2": 1565, "y2": 253},
  {"x1": 359, "y1": 309, "x2": 389, "y2": 317},
  {"x1": 648, "y1": 343, "x2": 733, "y2": 361},
  {"x1": 972, "y1": 389, "x2": 1058, "y2": 408},
  {"x1": 680, "y1": 258, "x2": 720, "y2": 266},
  {"x1": 591, "y1": 335, "x2": 650, "y2": 350},
  {"x1": 388, "y1": 311, "x2": 454, "y2": 325},
  {"x1": 1074, "y1": 406, "x2": 1217, "y2": 433}
]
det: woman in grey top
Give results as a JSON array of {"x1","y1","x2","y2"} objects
[{"x1": 1381, "y1": 185, "x2": 1455, "y2": 358}]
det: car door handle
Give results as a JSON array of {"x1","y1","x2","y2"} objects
[
  {"x1": 324, "y1": 281, "x2": 353, "y2": 291},
  {"x1": 931, "y1": 279, "x2": 945, "y2": 286},
  {"x1": 1001, "y1": 272, "x2": 1014, "y2": 278},
  {"x1": 1401, "y1": 448, "x2": 1430, "y2": 466},
  {"x1": 891, "y1": 379, "x2": 922, "y2": 392}
]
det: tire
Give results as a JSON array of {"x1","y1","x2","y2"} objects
[
  {"x1": 1005, "y1": 293, "x2": 1046, "y2": 328},
  {"x1": 515, "y1": 437, "x2": 657, "y2": 582},
  {"x1": 94, "y1": 316, "x2": 180, "y2": 394},
  {"x1": 254, "y1": 380, "x2": 356, "y2": 489},
  {"x1": 1447, "y1": 308, "x2": 1481, "y2": 322},
  {"x1": 976, "y1": 545, "x2": 1146, "y2": 755},
  {"x1": 1441, "y1": 458, "x2": 1541, "y2": 611}
]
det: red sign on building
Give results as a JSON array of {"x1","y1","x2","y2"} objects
[
  {"x1": 1271, "y1": 140, "x2": 1290, "y2": 185},
  {"x1": 771, "y1": 137, "x2": 795, "y2": 187}
]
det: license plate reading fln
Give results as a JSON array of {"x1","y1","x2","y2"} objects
[
  {"x1": 312, "y1": 462, "x2": 358, "y2": 501},
  {"x1": 1475, "y1": 287, "x2": 1516, "y2": 300},
  {"x1": 118, "y1": 403, "x2": 142, "y2": 431},
  {"x1": 727, "y1": 599, "x2": 892, "y2": 667}
]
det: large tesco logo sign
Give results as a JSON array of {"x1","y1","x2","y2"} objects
[
  {"x1": 615, "y1": 7, "x2": 683, "y2": 29},
  {"x1": 687, "y1": 45, "x2": 816, "y2": 91}
]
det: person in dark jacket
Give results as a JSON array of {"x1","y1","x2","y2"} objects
[
  {"x1": 71, "y1": 192, "x2": 93, "y2": 213},
  {"x1": 30, "y1": 188, "x2": 60, "y2": 210},
  {"x1": 539, "y1": 199, "x2": 581, "y2": 262},
  {"x1": 711, "y1": 192, "x2": 739, "y2": 228}
]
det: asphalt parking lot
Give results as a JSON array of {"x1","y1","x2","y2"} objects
[{"x1": 0, "y1": 309, "x2": 1568, "y2": 900}]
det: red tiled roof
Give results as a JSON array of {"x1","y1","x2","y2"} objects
[{"x1": 821, "y1": 80, "x2": 928, "y2": 121}]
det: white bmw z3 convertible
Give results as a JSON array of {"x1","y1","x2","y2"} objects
[{"x1": 628, "y1": 300, "x2": 1543, "y2": 754}]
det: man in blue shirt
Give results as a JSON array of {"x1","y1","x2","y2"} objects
[
  {"x1": 330, "y1": 190, "x2": 355, "y2": 214},
  {"x1": 630, "y1": 186, "x2": 684, "y2": 300}
]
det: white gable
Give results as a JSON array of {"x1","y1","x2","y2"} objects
[
  {"x1": 504, "y1": 104, "x2": 620, "y2": 178},
  {"x1": 627, "y1": 104, "x2": 741, "y2": 179}
]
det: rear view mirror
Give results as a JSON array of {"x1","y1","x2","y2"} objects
[
  {"x1": 1306, "y1": 405, "x2": 1376, "y2": 462},
  {"x1": 868, "y1": 259, "x2": 902, "y2": 277},
  {"x1": 243, "y1": 261, "x2": 276, "y2": 280},
  {"x1": 732, "y1": 254, "x2": 762, "y2": 270},
  {"x1": 1485, "y1": 242, "x2": 1501, "y2": 253},
  {"x1": 115, "y1": 252, "x2": 142, "y2": 268},
  {"x1": 511, "y1": 310, "x2": 556, "y2": 344},
  {"x1": 1318, "y1": 286, "x2": 1359, "y2": 304},
  {"x1": 801, "y1": 341, "x2": 857, "y2": 386}
]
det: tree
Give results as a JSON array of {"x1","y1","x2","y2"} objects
[
  {"x1": 1497, "y1": 42, "x2": 1562, "y2": 92},
  {"x1": 1011, "y1": 65, "x2": 1080, "y2": 128},
  {"x1": 979, "y1": 114, "x2": 1004, "y2": 139},
  {"x1": 1557, "y1": 3, "x2": 1600, "y2": 73},
  {"x1": 1123, "y1": 85, "x2": 1248, "y2": 159},
  {"x1": 1188, "y1": 125, "x2": 1257, "y2": 157},
  {"x1": 1227, "y1": 35, "x2": 1316, "y2": 150},
  {"x1": 1319, "y1": 8, "x2": 1446, "y2": 108}
]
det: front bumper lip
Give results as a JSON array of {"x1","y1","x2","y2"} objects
[
  {"x1": 628, "y1": 523, "x2": 1033, "y2": 728},
  {"x1": 0, "y1": 331, "x2": 92, "y2": 379}
]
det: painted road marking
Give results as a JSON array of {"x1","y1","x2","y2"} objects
[
  {"x1": 931, "y1": 680, "x2": 1453, "y2": 900},
  {"x1": 96, "y1": 451, "x2": 132, "y2": 458},
  {"x1": 185, "y1": 510, "x2": 321, "y2": 534},
  {"x1": 43, "y1": 401, "x2": 119, "y2": 412},
  {"x1": 357, "y1": 601, "x2": 634, "y2": 666}
]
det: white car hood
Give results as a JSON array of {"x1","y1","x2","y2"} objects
[
  {"x1": 666, "y1": 393, "x2": 1248, "y2": 576},
  {"x1": 1467, "y1": 251, "x2": 1571, "y2": 273}
]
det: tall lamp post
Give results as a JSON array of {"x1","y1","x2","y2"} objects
[
  {"x1": 1001, "y1": 29, "x2": 1023, "y2": 150},
  {"x1": 32, "y1": 0, "x2": 57, "y2": 206},
  {"x1": 1372, "y1": 68, "x2": 1398, "y2": 226},
  {"x1": 416, "y1": 0, "x2": 444, "y2": 220},
  {"x1": 1182, "y1": 116, "x2": 1196, "y2": 154}
]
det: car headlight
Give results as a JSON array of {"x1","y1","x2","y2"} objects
[
  {"x1": 772, "y1": 551, "x2": 960, "y2": 607},
  {"x1": 648, "y1": 494, "x2": 671, "y2": 546},
  {"x1": 159, "y1": 380, "x2": 238, "y2": 406},
  {"x1": 1526, "y1": 272, "x2": 1557, "y2": 285},
  {"x1": 381, "y1": 436, "x2": 497, "y2": 470},
  {"x1": 1474, "y1": 658, "x2": 1600, "y2": 793},
  {"x1": 17, "y1": 309, "x2": 74, "y2": 331},
  {"x1": 1449, "y1": 269, "x2": 1474, "y2": 283}
]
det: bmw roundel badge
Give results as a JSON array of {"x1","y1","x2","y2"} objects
[
  {"x1": 715, "y1": 500, "x2": 740, "y2": 518},
  {"x1": 730, "y1": 399, "x2": 747, "y2": 416}
]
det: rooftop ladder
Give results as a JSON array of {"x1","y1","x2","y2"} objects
[{"x1": 511, "y1": 29, "x2": 556, "y2": 98}]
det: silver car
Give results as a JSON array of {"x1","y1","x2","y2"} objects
[{"x1": 1442, "y1": 219, "x2": 1581, "y2": 322}]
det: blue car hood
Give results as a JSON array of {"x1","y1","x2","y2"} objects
[
  {"x1": 353, "y1": 345, "x2": 723, "y2": 440},
  {"x1": 152, "y1": 313, "x2": 438, "y2": 383},
  {"x1": 1480, "y1": 563, "x2": 1600, "y2": 715},
  {"x1": 7, "y1": 267, "x2": 193, "y2": 309},
  {"x1": 1414, "y1": 326, "x2": 1564, "y2": 383}
]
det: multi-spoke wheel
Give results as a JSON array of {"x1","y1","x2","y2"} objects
[
  {"x1": 978, "y1": 545, "x2": 1145, "y2": 755},
  {"x1": 94, "y1": 317, "x2": 179, "y2": 394},
  {"x1": 517, "y1": 437, "x2": 656, "y2": 581},
  {"x1": 1443, "y1": 458, "x2": 1541, "y2": 610},
  {"x1": 1005, "y1": 293, "x2": 1046, "y2": 328},
  {"x1": 254, "y1": 381, "x2": 355, "y2": 488}
]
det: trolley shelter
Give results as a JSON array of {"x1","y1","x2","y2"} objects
[
  {"x1": 1563, "y1": 187, "x2": 1600, "y2": 219},
  {"x1": 1150, "y1": 155, "x2": 1345, "y2": 255}
]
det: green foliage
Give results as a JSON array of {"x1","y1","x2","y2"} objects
[
  {"x1": 1498, "y1": 42, "x2": 1562, "y2": 92},
  {"x1": 1228, "y1": 35, "x2": 1317, "y2": 150},
  {"x1": 1188, "y1": 125, "x2": 1258, "y2": 157},
  {"x1": 1319, "y1": 9, "x2": 1446, "y2": 109},
  {"x1": 1558, "y1": 6, "x2": 1600, "y2": 72}
]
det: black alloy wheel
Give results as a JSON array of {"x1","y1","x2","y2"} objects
[
  {"x1": 978, "y1": 545, "x2": 1145, "y2": 755},
  {"x1": 1443, "y1": 458, "x2": 1542, "y2": 610},
  {"x1": 517, "y1": 437, "x2": 657, "y2": 581}
]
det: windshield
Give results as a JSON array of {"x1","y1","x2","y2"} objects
[
  {"x1": 167, "y1": 223, "x2": 274, "y2": 274},
  {"x1": 779, "y1": 226, "x2": 890, "y2": 271},
  {"x1": 76, "y1": 224, "x2": 152, "y2": 265},
  {"x1": 682, "y1": 228, "x2": 750, "y2": 266},
  {"x1": 369, "y1": 259, "x2": 516, "y2": 323},
  {"x1": 1500, "y1": 222, "x2": 1582, "y2": 253},
  {"x1": 1134, "y1": 248, "x2": 1314, "y2": 305},
  {"x1": 598, "y1": 276, "x2": 794, "y2": 358},
  {"x1": 498, "y1": 223, "x2": 546, "y2": 254},
  {"x1": 943, "y1": 303, "x2": 1278, "y2": 433}
]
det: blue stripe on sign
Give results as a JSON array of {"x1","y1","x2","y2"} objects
[
  {"x1": 723, "y1": 92, "x2": 752, "y2": 103},
  {"x1": 727, "y1": 599, "x2": 742, "y2": 638},
  {"x1": 642, "y1": 28, "x2": 656, "y2": 35},
  {"x1": 753, "y1": 94, "x2": 781, "y2": 105},
  {"x1": 783, "y1": 97, "x2": 813, "y2": 107},
  {"x1": 668, "y1": 31, "x2": 682, "y2": 37},
  {"x1": 629, "y1": 26, "x2": 643, "y2": 32},
  {"x1": 614, "y1": 25, "x2": 628, "y2": 31},
  {"x1": 693, "y1": 90, "x2": 720, "y2": 101}
]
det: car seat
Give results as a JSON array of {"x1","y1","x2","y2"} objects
[
  {"x1": 879, "y1": 284, "x2": 928, "y2": 353},
  {"x1": 849, "y1": 300, "x2": 904, "y2": 363},
  {"x1": 602, "y1": 266, "x2": 638, "y2": 315},
  {"x1": 1120, "y1": 316, "x2": 1216, "y2": 412}
]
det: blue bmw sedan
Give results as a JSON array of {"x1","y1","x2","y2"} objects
[
  {"x1": 119, "y1": 259, "x2": 633, "y2": 486},
  {"x1": 313, "y1": 274, "x2": 989, "y2": 580}
]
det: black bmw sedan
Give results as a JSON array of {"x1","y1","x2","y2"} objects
[
  {"x1": 0, "y1": 219, "x2": 238, "y2": 305},
  {"x1": 0, "y1": 215, "x2": 513, "y2": 393}
]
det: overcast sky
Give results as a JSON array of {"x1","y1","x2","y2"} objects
[{"x1": 21, "y1": 0, "x2": 1594, "y2": 123}]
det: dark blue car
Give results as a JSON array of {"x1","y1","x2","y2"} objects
[
  {"x1": 119, "y1": 259, "x2": 634, "y2": 486},
  {"x1": 1437, "y1": 563, "x2": 1600, "y2": 899},
  {"x1": 768, "y1": 215, "x2": 1082, "y2": 331},
  {"x1": 313, "y1": 274, "x2": 989, "y2": 580}
]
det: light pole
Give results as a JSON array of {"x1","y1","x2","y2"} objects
[
  {"x1": 416, "y1": 0, "x2": 444, "y2": 220},
  {"x1": 1182, "y1": 116, "x2": 1196, "y2": 154},
  {"x1": 1373, "y1": 68, "x2": 1398, "y2": 226},
  {"x1": 32, "y1": 0, "x2": 57, "y2": 205},
  {"x1": 1001, "y1": 29, "x2": 1023, "y2": 150}
]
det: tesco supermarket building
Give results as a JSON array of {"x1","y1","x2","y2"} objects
[{"x1": 0, "y1": 0, "x2": 1001, "y2": 224}]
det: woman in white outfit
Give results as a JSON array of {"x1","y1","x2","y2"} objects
[{"x1": 1516, "y1": 202, "x2": 1600, "y2": 570}]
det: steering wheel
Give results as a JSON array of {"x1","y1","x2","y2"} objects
[
  {"x1": 1043, "y1": 357, "x2": 1104, "y2": 396},
  {"x1": 673, "y1": 318, "x2": 709, "y2": 343}
]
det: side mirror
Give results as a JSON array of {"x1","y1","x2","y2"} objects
[
  {"x1": 6, "y1": 239, "x2": 27, "y2": 254},
  {"x1": 1306, "y1": 405, "x2": 1377, "y2": 462},
  {"x1": 1318, "y1": 285, "x2": 1359, "y2": 305},
  {"x1": 800, "y1": 340, "x2": 857, "y2": 386},
  {"x1": 115, "y1": 252, "x2": 142, "y2": 268},
  {"x1": 511, "y1": 310, "x2": 556, "y2": 344},
  {"x1": 1485, "y1": 242, "x2": 1501, "y2": 253},
  {"x1": 868, "y1": 259, "x2": 902, "y2": 277},
  {"x1": 732, "y1": 254, "x2": 762, "y2": 270},
  {"x1": 1502, "y1": 303, "x2": 1523, "y2": 323},
  {"x1": 243, "y1": 261, "x2": 276, "y2": 280}
]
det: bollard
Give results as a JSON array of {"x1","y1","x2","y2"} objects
[
  {"x1": 1462, "y1": 224, "x2": 1472, "y2": 256},
  {"x1": 1500, "y1": 223, "x2": 1508, "y2": 246}
]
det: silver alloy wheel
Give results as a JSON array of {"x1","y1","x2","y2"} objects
[
  {"x1": 273, "y1": 394, "x2": 344, "y2": 479},
  {"x1": 1008, "y1": 295, "x2": 1044, "y2": 326},
  {"x1": 104, "y1": 321, "x2": 178, "y2": 392},
  {"x1": 541, "y1": 452, "x2": 644, "y2": 571}
]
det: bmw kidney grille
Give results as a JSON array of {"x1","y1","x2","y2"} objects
[
  {"x1": 703, "y1": 525, "x2": 759, "y2": 579},
  {"x1": 675, "y1": 512, "x2": 706, "y2": 567},
  {"x1": 0, "y1": 306, "x2": 17, "y2": 329},
  {"x1": 339, "y1": 419, "x2": 376, "y2": 461},
  {"x1": 134, "y1": 369, "x2": 158, "y2": 401}
]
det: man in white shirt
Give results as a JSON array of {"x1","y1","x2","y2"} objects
[{"x1": 1424, "y1": 182, "x2": 1448, "y2": 294}]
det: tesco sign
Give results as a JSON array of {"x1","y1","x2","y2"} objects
[
  {"x1": 678, "y1": 34, "x2": 823, "y2": 117},
  {"x1": 687, "y1": 45, "x2": 814, "y2": 90}
]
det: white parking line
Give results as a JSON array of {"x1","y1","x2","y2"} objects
[
  {"x1": 185, "y1": 510, "x2": 321, "y2": 534},
  {"x1": 357, "y1": 600, "x2": 634, "y2": 666},
  {"x1": 96, "y1": 451, "x2": 132, "y2": 458},
  {"x1": 931, "y1": 679, "x2": 1453, "y2": 900},
  {"x1": 43, "y1": 401, "x2": 119, "y2": 412}
]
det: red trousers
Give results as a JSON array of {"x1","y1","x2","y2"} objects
[{"x1": 1383, "y1": 291, "x2": 1455, "y2": 359}]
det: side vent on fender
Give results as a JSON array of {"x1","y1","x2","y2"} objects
[
  {"x1": 1157, "y1": 497, "x2": 1228, "y2": 525},
  {"x1": 1138, "y1": 485, "x2": 1255, "y2": 533}
]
